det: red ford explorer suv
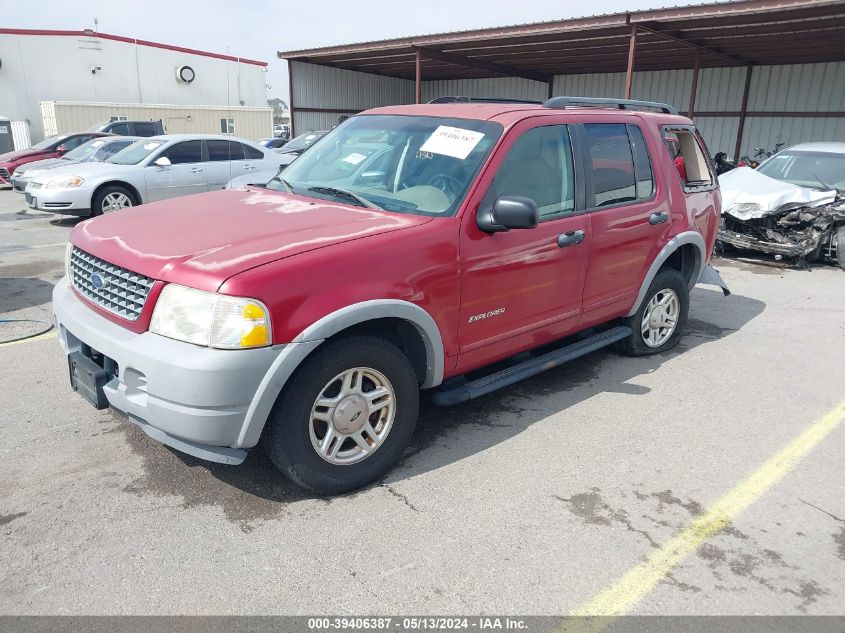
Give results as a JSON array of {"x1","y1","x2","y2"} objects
[{"x1": 54, "y1": 97, "x2": 729, "y2": 494}]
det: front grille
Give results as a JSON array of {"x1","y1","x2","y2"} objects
[
  {"x1": 0, "y1": 167, "x2": 9, "y2": 180},
  {"x1": 70, "y1": 247, "x2": 154, "y2": 321}
]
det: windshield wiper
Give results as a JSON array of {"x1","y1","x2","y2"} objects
[
  {"x1": 307, "y1": 186, "x2": 382, "y2": 210},
  {"x1": 813, "y1": 173, "x2": 837, "y2": 193}
]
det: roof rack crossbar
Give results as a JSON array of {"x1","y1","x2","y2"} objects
[
  {"x1": 543, "y1": 96, "x2": 679, "y2": 115},
  {"x1": 428, "y1": 96, "x2": 542, "y2": 105}
]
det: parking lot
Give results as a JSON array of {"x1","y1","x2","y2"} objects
[{"x1": 0, "y1": 187, "x2": 843, "y2": 616}]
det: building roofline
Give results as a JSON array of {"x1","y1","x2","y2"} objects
[{"x1": 0, "y1": 28, "x2": 268, "y2": 67}]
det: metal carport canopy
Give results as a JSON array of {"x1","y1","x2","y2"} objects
[{"x1": 279, "y1": 0, "x2": 845, "y2": 155}]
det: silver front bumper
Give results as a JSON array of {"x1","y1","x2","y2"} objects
[
  {"x1": 52, "y1": 278, "x2": 283, "y2": 463},
  {"x1": 26, "y1": 184, "x2": 92, "y2": 214}
]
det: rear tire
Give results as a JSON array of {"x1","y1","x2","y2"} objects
[
  {"x1": 837, "y1": 225, "x2": 845, "y2": 271},
  {"x1": 266, "y1": 335, "x2": 419, "y2": 495},
  {"x1": 617, "y1": 268, "x2": 689, "y2": 356},
  {"x1": 91, "y1": 185, "x2": 136, "y2": 216}
]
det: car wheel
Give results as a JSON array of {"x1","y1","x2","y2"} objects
[
  {"x1": 92, "y1": 185, "x2": 136, "y2": 216},
  {"x1": 837, "y1": 225, "x2": 845, "y2": 271},
  {"x1": 618, "y1": 268, "x2": 689, "y2": 356},
  {"x1": 266, "y1": 335, "x2": 419, "y2": 495}
]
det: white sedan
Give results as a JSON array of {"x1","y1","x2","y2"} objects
[{"x1": 24, "y1": 134, "x2": 285, "y2": 216}]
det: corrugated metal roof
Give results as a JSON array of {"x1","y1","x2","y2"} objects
[{"x1": 279, "y1": 0, "x2": 845, "y2": 80}]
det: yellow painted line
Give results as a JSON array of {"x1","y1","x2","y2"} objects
[
  {"x1": 569, "y1": 400, "x2": 845, "y2": 624},
  {"x1": 0, "y1": 330, "x2": 58, "y2": 348}
]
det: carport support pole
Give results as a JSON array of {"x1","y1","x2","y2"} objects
[
  {"x1": 415, "y1": 49, "x2": 422, "y2": 104},
  {"x1": 688, "y1": 52, "x2": 700, "y2": 118},
  {"x1": 734, "y1": 65, "x2": 753, "y2": 160},
  {"x1": 624, "y1": 25, "x2": 637, "y2": 100}
]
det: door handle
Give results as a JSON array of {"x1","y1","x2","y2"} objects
[
  {"x1": 649, "y1": 211, "x2": 669, "y2": 225},
  {"x1": 557, "y1": 229, "x2": 585, "y2": 247},
  {"x1": 190, "y1": 168, "x2": 204, "y2": 173},
  {"x1": 244, "y1": 164, "x2": 255, "y2": 170}
]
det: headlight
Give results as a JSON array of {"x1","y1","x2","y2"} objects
[
  {"x1": 65, "y1": 242, "x2": 72, "y2": 280},
  {"x1": 149, "y1": 284, "x2": 271, "y2": 349},
  {"x1": 45, "y1": 175, "x2": 85, "y2": 189}
]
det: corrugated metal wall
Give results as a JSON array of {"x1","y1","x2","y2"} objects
[
  {"x1": 290, "y1": 61, "x2": 413, "y2": 134},
  {"x1": 40, "y1": 100, "x2": 273, "y2": 140},
  {"x1": 291, "y1": 61, "x2": 845, "y2": 158},
  {"x1": 421, "y1": 77, "x2": 549, "y2": 103}
]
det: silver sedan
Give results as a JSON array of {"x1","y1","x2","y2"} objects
[{"x1": 24, "y1": 134, "x2": 285, "y2": 216}]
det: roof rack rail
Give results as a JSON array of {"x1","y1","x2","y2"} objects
[
  {"x1": 543, "y1": 96, "x2": 679, "y2": 115},
  {"x1": 428, "y1": 96, "x2": 542, "y2": 105}
]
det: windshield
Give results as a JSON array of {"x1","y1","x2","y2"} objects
[
  {"x1": 757, "y1": 151, "x2": 845, "y2": 192},
  {"x1": 282, "y1": 131, "x2": 326, "y2": 153},
  {"x1": 30, "y1": 135, "x2": 65, "y2": 151},
  {"x1": 64, "y1": 138, "x2": 110, "y2": 162},
  {"x1": 269, "y1": 115, "x2": 502, "y2": 216},
  {"x1": 106, "y1": 139, "x2": 166, "y2": 165}
]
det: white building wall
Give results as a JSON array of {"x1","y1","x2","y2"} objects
[{"x1": 0, "y1": 31, "x2": 267, "y2": 141}]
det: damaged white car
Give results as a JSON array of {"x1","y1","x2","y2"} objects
[{"x1": 718, "y1": 142, "x2": 845, "y2": 269}]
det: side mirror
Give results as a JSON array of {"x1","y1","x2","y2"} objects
[
  {"x1": 153, "y1": 156, "x2": 172, "y2": 167},
  {"x1": 477, "y1": 196, "x2": 539, "y2": 233},
  {"x1": 56, "y1": 145, "x2": 68, "y2": 155}
]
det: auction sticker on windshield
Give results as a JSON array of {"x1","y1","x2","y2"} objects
[{"x1": 420, "y1": 126, "x2": 485, "y2": 160}]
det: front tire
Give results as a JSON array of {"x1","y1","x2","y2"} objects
[
  {"x1": 266, "y1": 335, "x2": 419, "y2": 494},
  {"x1": 618, "y1": 268, "x2": 689, "y2": 356},
  {"x1": 91, "y1": 185, "x2": 136, "y2": 216}
]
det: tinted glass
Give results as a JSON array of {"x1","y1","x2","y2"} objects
[
  {"x1": 488, "y1": 125, "x2": 575, "y2": 219},
  {"x1": 584, "y1": 123, "x2": 637, "y2": 207},
  {"x1": 243, "y1": 144, "x2": 264, "y2": 160},
  {"x1": 133, "y1": 122, "x2": 158, "y2": 137},
  {"x1": 61, "y1": 135, "x2": 91, "y2": 150},
  {"x1": 108, "y1": 123, "x2": 130, "y2": 135},
  {"x1": 207, "y1": 140, "x2": 244, "y2": 161},
  {"x1": 163, "y1": 140, "x2": 202, "y2": 165},
  {"x1": 628, "y1": 125, "x2": 654, "y2": 199}
]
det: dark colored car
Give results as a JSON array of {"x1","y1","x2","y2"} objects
[
  {"x1": 259, "y1": 138, "x2": 289, "y2": 149},
  {"x1": 0, "y1": 132, "x2": 111, "y2": 186},
  {"x1": 87, "y1": 120, "x2": 165, "y2": 137}
]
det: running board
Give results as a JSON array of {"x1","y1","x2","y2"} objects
[{"x1": 431, "y1": 326, "x2": 632, "y2": 406}]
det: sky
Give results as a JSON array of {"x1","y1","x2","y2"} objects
[{"x1": 1, "y1": 0, "x2": 714, "y2": 104}]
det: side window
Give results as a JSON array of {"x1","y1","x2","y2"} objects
[
  {"x1": 133, "y1": 122, "x2": 158, "y2": 137},
  {"x1": 627, "y1": 125, "x2": 654, "y2": 199},
  {"x1": 206, "y1": 140, "x2": 243, "y2": 161},
  {"x1": 663, "y1": 128, "x2": 713, "y2": 188},
  {"x1": 62, "y1": 135, "x2": 88, "y2": 150},
  {"x1": 163, "y1": 140, "x2": 202, "y2": 165},
  {"x1": 488, "y1": 125, "x2": 575, "y2": 219},
  {"x1": 243, "y1": 144, "x2": 265, "y2": 160},
  {"x1": 109, "y1": 123, "x2": 131, "y2": 136},
  {"x1": 220, "y1": 118, "x2": 235, "y2": 134},
  {"x1": 584, "y1": 123, "x2": 636, "y2": 208}
]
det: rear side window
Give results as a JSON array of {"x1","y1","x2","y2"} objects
[
  {"x1": 206, "y1": 140, "x2": 245, "y2": 161},
  {"x1": 584, "y1": 124, "x2": 637, "y2": 207},
  {"x1": 163, "y1": 140, "x2": 202, "y2": 164},
  {"x1": 133, "y1": 122, "x2": 159, "y2": 137},
  {"x1": 243, "y1": 144, "x2": 265, "y2": 160},
  {"x1": 663, "y1": 128, "x2": 713, "y2": 189},
  {"x1": 487, "y1": 125, "x2": 575, "y2": 220},
  {"x1": 628, "y1": 125, "x2": 654, "y2": 199},
  {"x1": 108, "y1": 123, "x2": 131, "y2": 136}
]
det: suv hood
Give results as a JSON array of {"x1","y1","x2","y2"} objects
[{"x1": 71, "y1": 188, "x2": 433, "y2": 291}]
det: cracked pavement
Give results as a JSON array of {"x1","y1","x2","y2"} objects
[{"x1": 1, "y1": 190, "x2": 844, "y2": 615}]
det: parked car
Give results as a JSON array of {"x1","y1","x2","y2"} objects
[
  {"x1": 259, "y1": 138, "x2": 289, "y2": 149},
  {"x1": 718, "y1": 142, "x2": 845, "y2": 269},
  {"x1": 275, "y1": 130, "x2": 328, "y2": 167},
  {"x1": 0, "y1": 132, "x2": 111, "y2": 187},
  {"x1": 24, "y1": 134, "x2": 284, "y2": 216},
  {"x1": 10, "y1": 136, "x2": 140, "y2": 193},
  {"x1": 53, "y1": 97, "x2": 728, "y2": 494},
  {"x1": 87, "y1": 120, "x2": 165, "y2": 137},
  {"x1": 226, "y1": 142, "x2": 391, "y2": 190}
]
